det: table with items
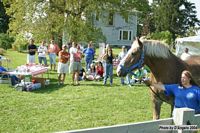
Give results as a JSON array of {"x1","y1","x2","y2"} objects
[{"x1": 7, "y1": 64, "x2": 49, "y2": 91}]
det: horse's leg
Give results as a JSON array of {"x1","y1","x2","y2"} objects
[
  {"x1": 150, "y1": 91, "x2": 163, "y2": 120},
  {"x1": 170, "y1": 105, "x2": 174, "y2": 117},
  {"x1": 149, "y1": 73, "x2": 163, "y2": 119}
]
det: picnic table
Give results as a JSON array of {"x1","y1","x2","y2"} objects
[{"x1": 8, "y1": 64, "x2": 48, "y2": 76}]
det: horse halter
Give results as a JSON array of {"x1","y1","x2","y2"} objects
[{"x1": 119, "y1": 48, "x2": 145, "y2": 75}]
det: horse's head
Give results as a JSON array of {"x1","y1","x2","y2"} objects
[{"x1": 117, "y1": 37, "x2": 144, "y2": 77}]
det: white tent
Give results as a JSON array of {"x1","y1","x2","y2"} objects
[{"x1": 175, "y1": 36, "x2": 200, "y2": 57}]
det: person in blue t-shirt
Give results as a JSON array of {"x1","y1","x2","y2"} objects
[
  {"x1": 144, "y1": 70, "x2": 200, "y2": 114},
  {"x1": 83, "y1": 41, "x2": 95, "y2": 71},
  {"x1": 0, "y1": 61, "x2": 20, "y2": 86}
]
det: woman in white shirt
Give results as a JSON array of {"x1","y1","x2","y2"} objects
[
  {"x1": 38, "y1": 40, "x2": 48, "y2": 66},
  {"x1": 38, "y1": 40, "x2": 47, "y2": 66}
]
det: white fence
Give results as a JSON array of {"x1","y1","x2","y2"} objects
[{"x1": 58, "y1": 108, "x2": 200, "y2": 133}]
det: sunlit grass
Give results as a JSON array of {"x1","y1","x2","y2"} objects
[{"x1": 0, "y1": 50, "x2": 171, "y2": 133}]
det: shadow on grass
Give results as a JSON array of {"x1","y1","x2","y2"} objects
[
  {"x1": 78, "y1": 83, "x2": 105, "y2": 87},
  {"x1": 32, "y1": 78, "x2": 63, "y2": 94}
]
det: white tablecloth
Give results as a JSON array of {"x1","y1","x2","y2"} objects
[{"x1": 8, "y1": 64, "x2": 48, "y2": 76}]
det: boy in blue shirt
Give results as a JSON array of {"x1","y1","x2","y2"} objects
[
  {"x1": 83, "y1": 41, "x2": 95, "y2": 71},
  {"x1": 0, "y1": 61, "x2": 20, "y2": 86}
]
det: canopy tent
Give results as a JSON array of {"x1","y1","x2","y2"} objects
[{"x1": 175, "y1": 35, "x2": 200, "y2": 57}]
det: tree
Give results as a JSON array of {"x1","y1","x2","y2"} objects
[
  {"x1": 4, "y1": 0, "x2": 150, "y2": 42},
  {"x1": 0, "y1": 0, "x2": 9, "y2": 33},
  {"x1": 152, "y1": 0, "x2": 200, "y2": 40}
]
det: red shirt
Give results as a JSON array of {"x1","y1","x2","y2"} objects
[
  {"x1": 59, "y1": 51, "x2": 70, "y2": 63},
  {"x1": 74, "y1": 51, "x2": 82, "y2": 62},
  {"x1": 96, "y1": 66, "x2": 104, "y2": 77},
  {"x1": 48, "y1": 44, "x2": 60, "y2": 54}
]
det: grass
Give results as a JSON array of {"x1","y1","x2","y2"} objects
[{"x1": 0, "y1": 50, "x2": 171, "y2": 133}]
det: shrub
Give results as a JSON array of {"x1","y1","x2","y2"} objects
[
  {"x1": 0, "y1": 48, "x2": 6, "y2": 55},
  {"x1": 147, "y1": 31, "x2": 173, "y2": 45},
  {"x1": 0, "y1": 33, "x2": 15, "y2": 50}
]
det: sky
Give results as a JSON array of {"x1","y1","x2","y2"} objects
[{"x1": 189, "y1": 0, "x2": 200, "y2": 21}]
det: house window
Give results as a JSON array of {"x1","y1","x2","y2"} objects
[
  {"x1": 124, "y1": 14, "x2": 129, "y2": 23},
  {"x1": 119, "y1": 30, "x2": 132, "y2": 40},
  {"x1": 108, "y1": 13, "x2": 114, "y2": 25},
  {"x1": 129, "y1": 31, "x2": 132, "y2": 40},
  {"x1": 123, "y1": 31, "x2": 128, "y2": 40}
]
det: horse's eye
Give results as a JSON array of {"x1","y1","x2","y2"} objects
[{"x1": 131, "y1": 52, "x2": 136, "y2": 56}]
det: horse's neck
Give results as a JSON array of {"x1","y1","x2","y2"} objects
[{"x1": 144, "y1": 54, "x2": 186, "y2": 84}]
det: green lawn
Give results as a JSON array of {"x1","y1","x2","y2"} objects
[{"x1": 0, "y1": 50, "x2": 171, "y2": 133}]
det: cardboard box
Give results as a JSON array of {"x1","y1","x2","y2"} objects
[{"x1": 32, "y1": 77, "x2": 46, "y2": 87}]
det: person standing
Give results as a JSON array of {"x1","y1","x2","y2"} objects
[
  {"x1": 27, "y1": 38, "x2": 37, "y2": 64},
  {"x1": 83, "y1": 41, "x2": 95, "y2": 71},
  {"x1": 48, "y1": 39, "x2": 60, "y2": 71},
  {"x1": 69, "y1": 43, "x2": 82, "y2": 85},
  {"x1": 57, "y1": 45, "x2": 70, "y2": 85},
  {"x1": 69, "y1": 42, "x2": 77, "y2": 85},
  {"x1": 73, "y1": 45, "x2": 83, "y2": 85},
  {"x1": 37, "y1": 40, "x2": 48, "y2": 66},
  {"x1": 118, "y1": 46, "x2": 132, "y2": 85},
  {"x1": 180, "y1": 47, "x2": 191, "y2": 61},
  {"x1": 102, "y1": 46, "x2": 114, "y2": 86}
]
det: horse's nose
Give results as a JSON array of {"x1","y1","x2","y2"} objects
[
  {"x1": 117, "y1": 71, "x2": 121, "y2": 77},
  {"x1": 116, "y1": 66, "x2": 121, "y2": 76}
]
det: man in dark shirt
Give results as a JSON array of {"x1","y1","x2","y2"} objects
[{"x1": 27, "y1": 39, "x2": 37, "y2": 64}]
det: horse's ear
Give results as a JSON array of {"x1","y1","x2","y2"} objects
[{"x1": 136, "y1": 37, "x2": 143, "y2": 48}]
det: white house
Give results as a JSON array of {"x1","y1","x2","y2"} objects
[{"x1": 94, "y1": 11, "x2": 138, "y2": 46}]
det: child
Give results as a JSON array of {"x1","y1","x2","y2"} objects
[
  {"x1": 95, "y1": 61, "x2": 104, "y2": 81},
  {"x1": 86, "y1": 63, "x2": 96, "y2": 81}
]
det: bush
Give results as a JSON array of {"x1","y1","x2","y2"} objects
[
  {"x1": 0, "y1": 48, "x2": 6, "y2": 55},
  {"x1": 12, "y1": 33, "x2": 28, "y2": 52},
  {"x1": 0, "y1": 33, "x2": 15, "y2": 50}
]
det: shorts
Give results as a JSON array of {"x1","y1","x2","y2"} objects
[
  {"x1": 49, "y1": 53, "x2": 56, "y2": 64},
  {"x1": 27, "y1": 54, "x2": 35, "y2": 64},
  {"x1": 69, "y1": 61, "x2": 82, "y2": 73},
  {"x1": 57, "y1": 62, "x2": 68, "y2": 74}
]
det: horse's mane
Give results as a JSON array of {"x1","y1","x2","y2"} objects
[{"x1": 142, "y1": 40, "x2": 171, "y2": 59}]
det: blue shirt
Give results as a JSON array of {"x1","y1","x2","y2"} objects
[
  {"x1": 164, "y1": 84, "x2": 200, "y2": 113},
  {"x1": 83, "y1": 48, "x2": 94, "y2": 58},
  {"x1": 0, "y1": 66, "x2": 7, "y2": 72}
]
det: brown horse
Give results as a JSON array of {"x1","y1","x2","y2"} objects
[{"x1": 116, "y1": 38, "x2": 200, "y2": 120}]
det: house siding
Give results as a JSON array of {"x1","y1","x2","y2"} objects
[{"x1": 94, "y1": 12, "x2": 137, "y2": 46}]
